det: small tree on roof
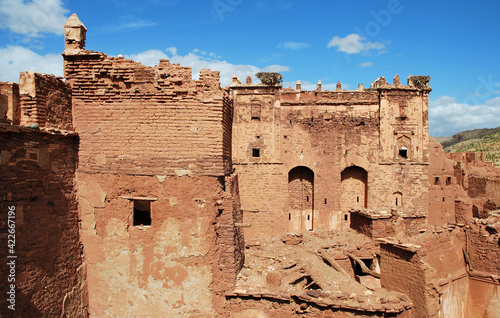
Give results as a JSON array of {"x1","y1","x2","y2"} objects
[{"x1": 255, "y1": 72, "x2": 283, "y2": 86}]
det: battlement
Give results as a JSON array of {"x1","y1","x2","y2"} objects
[{"x1": 62, "y1": 17, "x2": 230, "y2": 177}]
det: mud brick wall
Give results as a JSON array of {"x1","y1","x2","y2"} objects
[
  {"x1": 382, "y1": 228, "x2": 468, "y2": 318},
  {"x1": 213, "y1": 174, "x2": 245, "y2": 313},
  {"x1": 231, "y1": 82, "x2": 430, "y2": 238},
  {"x1": 215, "y1": 174, "x2": 245, "y2": 286},
  {"x1": 76, "y1": 172, "x2": 231, "y2": 317},
  {"x1": 18, "y1": 72, "x2": 73, "y2": 130},
  {"x1": 351, "y1": 210, "x2": 426, "y2": 238},
  {"x1": 235, "y1": 164, "x2": 288, "y2": 239},
  {"x1": 380, "y1": 243, "x2": 427, "y2": 318},
  {"x1": 0, "y1": 125, "x2": 86, "y2": 317},
  {"x1": 466, "y1": 223, "x2": 500, "y2": 276},
  {"x1": 428, "y1": 138, "x2": 469, "y2": 225},
  {"x1": 0, "y1": 82, "x2": 20, "y2": 125},
  {"x1": 467, "y1": 173, "x2": 500, "y2": 214},
  {"x1": 64, "y1": 53, "x2": 230, "y2": 176}
]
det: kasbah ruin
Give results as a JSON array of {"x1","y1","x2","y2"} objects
[{"x1": 1, "y1": 13, "x2": 500, "y2": 318}]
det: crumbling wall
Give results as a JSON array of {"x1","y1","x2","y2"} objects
[
  {"x1": 464, "y1": 213, "x2": 500, "y2": 316},
  {"x1": 76, "y1": 172, "x2": 230, "y2": 317},
  {"x1": 0, "y1": 125, "x2": 86, "y2": 317},
  {"x1": 468, "y1": 172, "x2": 500, "y2": 216},
  {"x1": 350, "y1": 209, "x2": 426, "y2": 238},
  {"x1": 428, "y1": 138, "x2": 470, "y2": 225},
  {"x1": 231, "y1": 79, "x2": 430, "y2": 238},
  {"x1": 466, "y1": 215, "x2": 500, "y2": 277},
  {"x1": 445, "y1": 150, "x2": 500, "y2": 218},
  {"x1": 18, "y1": 71, "x2": 73, "y2": 130},
  {"x1": 63, "y1": 21, "x2": 239, "y2": 315},
  {"x1": 0, "y1": 82, "x2": 20, "y2": 125},
  {"x1": 64, "y1": 52, "x2": 229, "y2": 176},
  {"x1": 381, "y1": 226, "x2": 469, "y2": 318}
]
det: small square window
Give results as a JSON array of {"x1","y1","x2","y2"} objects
[
  {"x1": 399, "y1": 149, "x2": 408, "y2": 158},
  {"x1": 434, "y1": 177, "x2": 440, "y2": 185},
  {"x1": 446, "y1": 177, "x2": 452, "y2": 186},
  {"x1": 252, "y1": 148, "x2": 260, "y2": 157},
  {"x1": 133, "y1": 200, "x2": 151, "y2": 226}
]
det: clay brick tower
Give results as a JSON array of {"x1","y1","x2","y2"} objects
[
  {"x1": 64, "y1": 13, "x2": 87, "y2": 54},
  {"x1": 62, "y1": 14, "x2": 243, "y2": 317}
]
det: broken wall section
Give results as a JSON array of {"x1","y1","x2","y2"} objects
[
  {"x1": 18, "y1": 71, "x2": 73, "y2": 131},
  {"x1": 64, "y1": 51, "x2": 230, "y2": 176},
  {"x1": 428, "y1": 138, "x2": 471, "y2": 226},
  {"x1": 380, "y1": 226, "x2": 467, "y2": 318},
  {"x1": 444, "y1": 150, "x2": 500, "y2": 218},
  {"x1": 350, "y1": 208, "x2": 426, "y2": 238},
  {"x1": 0, "y1": 82, "x2": 20, "y2": 125},
  {"x1": 76, "y1": 172, "x2": 240, "y2": 317},
  {"x1": 0, "y1": 125, "x2": 87, "y2": 317}
]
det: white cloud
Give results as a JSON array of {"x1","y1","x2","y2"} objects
[
  {"x1": 278, "y1": 42, "x2": 311, "y2": 50},
  {"x1": 429, "y1": 96, "x2": 500, "y2": 136},
  {"x1": 0, "y1": 0, "x2": 69, "y2": 36},
  {"x1": 0, "y1": 45, "x2": 63, "y2": 82},
  {"x1": 359, "y1": 62, "x2": 373, "y2": 68},
  {"x1": 327, "y1": 33, "x2": 385, "y2": 54},
  {"x1": 0, "y1": 44, "x2": 290, "y2": 87},
  {"x1": 165, "y1": 47, "x2": 177, "y2": 56},
  {"x1": 126, "y1": 48, "x2": 290, "y2": 86},
  {"x1": 125, "y1": 49, "x2": 169, "y2": 67}
]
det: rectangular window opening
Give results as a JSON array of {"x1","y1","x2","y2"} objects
[
  {"x1": 289, "y1": 213, "x2": 291, "y2": 221},
  {"x1": 434, "y1": 177, "x2": 440, "y2": 185},
  {"x1": 324, "y1": 198, "x2": 327, "y2": 204},
  {"x1": 399, "y1": 149, "x2": 408, "y2": 158},
  {"x1": 307, "y1": 215, "x2": 310, "y2": 221},
  {"x1": 344, "y1": 214, "x2": 348, "y2": 221},
  {"x1": 252, "y1": 148, "x2": 260, "y2": 157},
  {"x1": 446, "y1": 177, "x2": 452, "y2": 186},
  {"x1": 133, "y1": 200, "x2": 151, "y2": 226},
  {"x1": 306, "y1": 196, "x2": 309, "y2": 202}
]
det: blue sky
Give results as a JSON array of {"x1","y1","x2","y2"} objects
[{"x1": 1, "y1": 0, "x2": 500, "y2": 136}]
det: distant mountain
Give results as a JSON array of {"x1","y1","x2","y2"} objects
[{"x1": 439, "y1": 127, "x2": 500, "y2": 166}]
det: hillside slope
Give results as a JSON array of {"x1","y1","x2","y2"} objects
[
  {"x1": 441, "y1": 127, "x2": 500, "y2": 149},
  {"x1": 443, "y1": 130, "x2": 500, "y2": 166}
]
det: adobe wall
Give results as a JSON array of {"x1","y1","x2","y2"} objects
[
  {"x1": 231, "y1": 77, "x2": 430, "y2": 239},
  {"x1": 0, "y1": 82, "x2": 20, "y2": 125},
  {"x1": 465, "y1": 217, "x2": 500, "y2": 317},
  {"x1": 18, "y1": 71, "x2": 73, "y2": 130},
  {"x1": 427, "y1": 138, "x2": 471, "y2": 226},
  {"x1": 63, "y1": 51, "x2": 231, "y2": 176},
  {"x1": 350, "y1": 209, "x2": 426, "y2": 238},
  {"x1": 445, "y1": 150, "x2": 500, "y2": 218},
  {"x1": 380, "y1": 226, "x2": 467, "y2": 318},
  {"x1": 466, "y1": 214, "x2": 500, "y2": 277},
  {"x1": 76, "y1": 172, "x2": 242, "y2": 316},
  {"x1": 0, "y1": 124, "x2": 87, "y2": 317},
  {"x1": 467, "y1": 280, "x2": 500, "y2": 318},
  {"x1": 63, "y1": 15, "x2": 243, "y2": 316}
]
